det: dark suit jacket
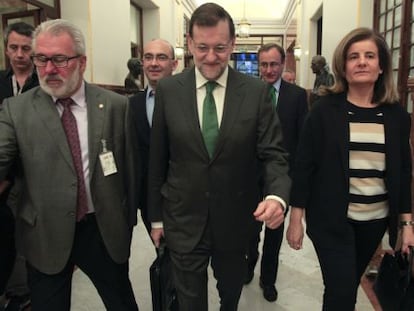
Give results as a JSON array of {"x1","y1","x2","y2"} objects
[
  {"x1": 129, "y1": 90, "x2": 151, "y2": 230},
  {"x1": 276, "y1": 80, "x2": 308, "y2": 170},
  {"x1": 290, "y1": 93, "x2": 412, "y2": 249},
  {"x1": 0, "y1": 83, "x2": 140, "y2": 274},
  {"x1": 148, "y1": 67, "x2": 291, "y2": 253},
  {"x1": 0, "y1": 68, "x2": 39, "y2": 104}
]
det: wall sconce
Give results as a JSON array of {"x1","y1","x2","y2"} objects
[
  {"x1": 175, "y1": 46, "x2": 184, "y2": 60},
  {"x1": 294, "y1": 46, "x2": 302, "y2": 60}
]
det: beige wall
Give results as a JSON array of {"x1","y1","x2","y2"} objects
[
  {"x1": 297, "y1": 0, "x2": 374, "y2": 89},
  {"x1": 55, "y1": 0, "x2": 374, "y2": 88},
  {"x1": 61, "y1": 0, "x2": 131, "y2": 86}
]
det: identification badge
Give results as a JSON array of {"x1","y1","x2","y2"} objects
[{"x1": 99, "y1": 139, "x2": 117, "y2": 176}]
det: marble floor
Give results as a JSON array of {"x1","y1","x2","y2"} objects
[{"x1": 71, "y1": 217, "x2": 380, "y2": 311}]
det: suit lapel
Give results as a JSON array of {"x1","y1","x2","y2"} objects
[
  {"x1": 32, "y1": 89, "x2": 75, "y2": 172},
  {"x1": 176, "y1": 69, "x2": 208, "y2": 158},
  {"x1": 177, "y1": 68, "x2": 245, "y2": 160},
  {"x1": 276, "y1": 81, "x2": 287, "y2": 112},
  {"x1": 138, "y1": 89, "x2": 151, "y2": 145},
  {"x1": 213, "y1": 68, "x2": 244, "y2": 159},
  {"x1": 383, "y1": 106, "x2": 397, "y2": 173},
  {"x1": 334, "y1": 95, "x2": 350, "y2": 182},
  {"x1": 85, "y1": 83, "x2": 105, "y2": 179}
]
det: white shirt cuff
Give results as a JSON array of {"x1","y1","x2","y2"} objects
[
  {"x1": 265, "y1": 195, "x2": 287, "y2": 212},
  {"x1": 151, "y1": 222, "x2": 163, "y2": 229}
]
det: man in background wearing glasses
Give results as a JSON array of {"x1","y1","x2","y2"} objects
[
  {"x1": 0, "y1": 21, "x2": 38, "y2": 311},
  {"x1": 148, "y1": 3, "x2": 290, "y2": 310},
  {"x1": 246, "y1": 43, "x2": 308, "y2": 303},
  {"x1": 0, "y1": 19, "x2": 140, "y2": 311},
  {"x1": 129, "y1": 39, "x2": 177, "y2": 235}
]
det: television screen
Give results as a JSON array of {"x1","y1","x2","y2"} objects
[{"x1": 233, "y1": 53, "x2": 259, "y2": 78}]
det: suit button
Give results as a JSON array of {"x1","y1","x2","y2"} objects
[
  {"x1": 68, "y1": 211, "x2": 75, "y2": 217},
  {"x1": 205, "y1": 192, "x2": 210, "y2": 197}
]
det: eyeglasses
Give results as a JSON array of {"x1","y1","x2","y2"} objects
[
  {"x1": 259, "y1": 62, "x2": 282, "y2": 69},
  {"x1": 31, "y1": 54, "x2": 81, "y2": 68},
  {"x1": 193, "y1": 43, "x2": 232, "y2": 55},
  {"x1": 142, "y1": 54, "x2": 172, "y2": 63}
]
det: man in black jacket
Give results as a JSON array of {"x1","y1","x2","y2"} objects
[
  {"x1": 246, "y1": 43, "x2": 308, "y2": 302},
  {"x1": 0, "y1": 21, "x2": 38, "y2": 311},
  {"x1": 129, "y1": 39, "x2": 177, "y2": 234}
]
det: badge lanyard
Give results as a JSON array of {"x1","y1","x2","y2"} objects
[{"x1": 12, "y1": 75, "x2": 23, "y2": 96}]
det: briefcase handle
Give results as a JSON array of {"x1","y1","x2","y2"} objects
[
  {"x1": 403, "y1": 246, "x2": 414, "y2": 286},
  {"x1": 157, "y1": 238, "x2": 167, "y2": 259}
]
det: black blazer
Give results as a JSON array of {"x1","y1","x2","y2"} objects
[
  {"x1": 148, "y1": 67, "x2": 291, "y2": 253},
  {"x1": 0, "y1": 69, "x2": 39, "y2": 104},
  {"x1": 290, "y1": 93, "x2": 412, "y2": 249},
  {"x1": 276, "y1": 80, "x2": 308, "y2": 170},
  {"x1": 129, "y1": 90, "x2": 150, "y2": 210}
]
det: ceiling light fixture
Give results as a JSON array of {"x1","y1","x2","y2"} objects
[{"x1": 238, "y1": 0, "x2": 251, "y2": 38}]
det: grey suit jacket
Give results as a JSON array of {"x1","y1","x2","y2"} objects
[
  {"x1": 0, "y1": 83, "x2": 140, "y2": 274},
  {"x1": 148, "y1": 67, "x2": 291, "y2": 253}
]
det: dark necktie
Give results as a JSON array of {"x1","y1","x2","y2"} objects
[
  {"x1": 202, "y1": 81, "x2": 218, "y2": 158},
  {"x1": 58, "y1": 98, "x2": 88, "y2": 221},
  {"x1": 147, "y1": 90, "x2": 155, "y2": 126}
]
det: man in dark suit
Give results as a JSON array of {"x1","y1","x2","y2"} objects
[
  {"x1": 148, "y1": 3, "x2": 291, "y2": 311},
  {"x1": 246, "y1": 43, "x2": 308, "y2": 302},
  {"x1": 0, "y1": 21, "x2": 38, "y2": 311},
  {"x1": 0, "y1": 19, "x2": 140, "y2": 311},
  {"x1": 129, "y1": 39, "x2": 177, "y2": 235}
]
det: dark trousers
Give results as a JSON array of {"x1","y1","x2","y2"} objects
[
  {"x1": 0, "y1": 205, "x2": 16, "y2": 294},
  {"x1": 26, "y1": 214, "x2": 138, "y2": 311},
  {"x1": 169, "y1": 225, "x2": 247, "y2": 311},
  {"x1": 139, "y1": 204, "x2": 152, "y2": 237},
  {"x1": 312, "y1": 218, "x2": 387, "y2": 311},
  {"x1": 247, "y1": 222, "x2": 284, "y2": 285}
]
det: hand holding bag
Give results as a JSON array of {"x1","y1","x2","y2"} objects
[
  {"x1": 373, "y1": 246, "x2": 414, "y2": 311},
  {"x1": 149, "y1": 240, "x2": 179, "y2": 311}
]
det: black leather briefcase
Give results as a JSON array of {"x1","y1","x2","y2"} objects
[
  {"x1": 149, "y1": 241, "x2": 179, "y2": 311},
  {"x1": 374, "y1": 246, "x2": 414, "y2": 311}
]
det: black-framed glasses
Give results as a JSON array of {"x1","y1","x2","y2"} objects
[
  {"x1": 142, "y1": 54, "x2": 172, "y2": 63},
  {"x1": 31, "y1": 54, "x2": 81, "y2": 68},
  {"x1": 194, "y1": 43, "x2": 231, "y2": 55}
]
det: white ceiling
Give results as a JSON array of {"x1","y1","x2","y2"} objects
[{"x1": 194, "y1": 0, "x2": 292, "y2": 21}]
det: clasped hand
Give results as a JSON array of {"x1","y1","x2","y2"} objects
[{"x1": 253, "y1": 199, "x2": 284, "y2": 229}]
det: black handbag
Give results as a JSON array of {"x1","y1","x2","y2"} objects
[
  {"x1": 149, "y1": 241, "x2": 179, "y2": 311},
  {"x1": 373, "y1": 247, "x2": 414, "y2": 311}
]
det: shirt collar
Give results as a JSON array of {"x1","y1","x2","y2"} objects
[
  {"x1": 53, "y1": 80, "x2": 86, "y2": 107},
  {"x1": 195, "y1": 66, "x2": 228, "y2": 89},
  {"x1": 147, "y1": 86, "x2": 155, "y2": 99},
  {"x1": 272, "y1": 78, "x2": 282, "y2": 92}
]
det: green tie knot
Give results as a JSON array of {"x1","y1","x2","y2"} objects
[{"x1": 206, "y1": 81, "x2": 217, "y2": 94}]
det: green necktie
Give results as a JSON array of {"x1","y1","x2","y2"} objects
[
  {"x1": 270, "y1": 86, "x2": 278, "y2": 107},
  {"x1": 202, "y1": 81, "x2": 218, "y2": 158}
]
